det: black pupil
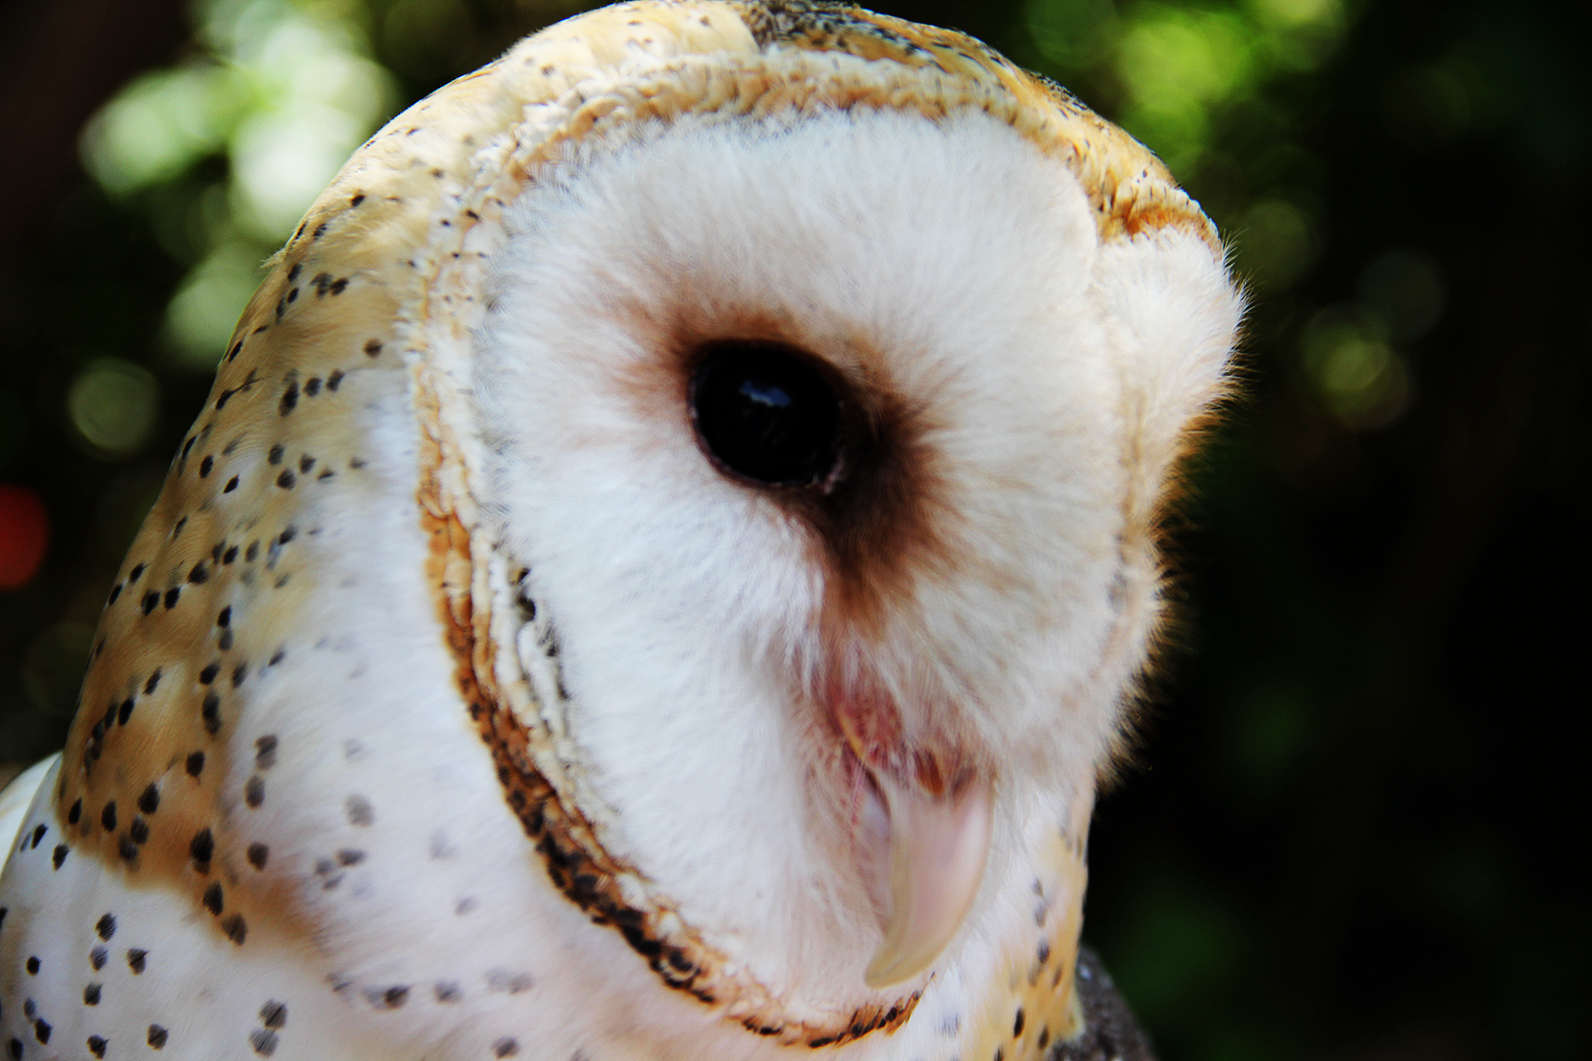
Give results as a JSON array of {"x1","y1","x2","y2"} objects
[{"x1": 689, "y1": 342, "x2": 843, "y2": 487}]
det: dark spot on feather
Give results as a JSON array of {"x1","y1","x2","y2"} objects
[
  {"x1": 486, "y1": 970, "x2": 531, "y2": 994},
  {"x1": 190, "y1": 828, "x2": 214, "y2": 866},
  {"x1": 345, "y1": 795, "x2": 373, "y2": 826}
]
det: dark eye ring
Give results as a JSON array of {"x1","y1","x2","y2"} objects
[{"x1": 688, "y1": 341, "x2": 845, "y2": 489}]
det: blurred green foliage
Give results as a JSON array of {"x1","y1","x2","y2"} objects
[{"x1": 1, "y1": 0, "x2": 1586, "y2": 1059}]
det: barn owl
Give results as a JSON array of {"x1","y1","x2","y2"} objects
[{"x1": 0, "y1": 1, "x2": 1240, "y2": 1059}]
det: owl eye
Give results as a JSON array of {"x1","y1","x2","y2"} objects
[{"x1": 689, "y1": 342, "x2": 844, "y2": 488}]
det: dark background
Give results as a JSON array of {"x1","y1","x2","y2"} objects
[{"x1": 1, "y1": 1, "x2": 1585, "y2": 1058}]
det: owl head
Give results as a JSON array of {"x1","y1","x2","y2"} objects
[{"x1": 48, "y1": 2, "x2": 1240, "y2": 1057}]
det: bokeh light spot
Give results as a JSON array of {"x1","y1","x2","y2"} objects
[
  {"x1": 81, "y1": 0, "x2": 399, "y2": 360},
  {"x1": 1025, "y1": 0, "x2": 1119, "y2": 69},
  {"x1": 165, "y1": 243, "x2": 268, "y2": 366},
  {"x1": 67, "y1": 357, "x2": 161, "y2": 457},
  {"x1": 1246, "y1": 0, "x2": 1338, "y2": 28},
  {"x1": 1302, "y1": 306, "x2": 1415, "y2": 430},
  {"x1": 1356, "y1": 249, "x2": 1445, "y2": 343},
  {"x1": 79, "y1": 64, "x2": 243, "y2": 196},
  {"x1": 1235, "y1": 198, "x2": 1315, "y2": 290},
  {"x1": 0, "y1": 484, "x2": 49, "y2": 589}
]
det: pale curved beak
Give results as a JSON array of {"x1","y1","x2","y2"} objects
[{"x1": 864, "y1": 772, "x2": 994, "y2": 988}]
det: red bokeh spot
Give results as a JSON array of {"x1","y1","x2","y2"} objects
[{"x1": 0, "y1": 484, "x2": 49, "y2": 589}]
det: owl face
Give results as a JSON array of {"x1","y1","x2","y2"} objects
[{"x1": 473, "y1": 103, "x2": 1232, "y2": 1013}]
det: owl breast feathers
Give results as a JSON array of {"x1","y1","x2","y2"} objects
[{"x1": 0, "y1": 2, "x2": 1240, "y2": 1060}]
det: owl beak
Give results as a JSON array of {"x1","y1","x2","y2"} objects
[{"x1": 863, "y1": 770, "x2": 993, "y2": 988}]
